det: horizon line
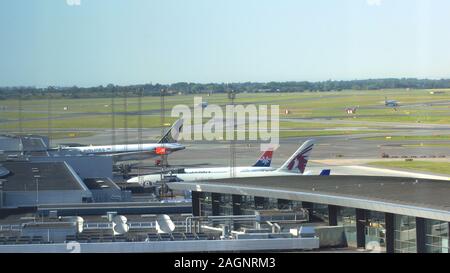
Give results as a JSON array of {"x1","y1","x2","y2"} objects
[{"x1": 1, "y1": 77, "x2": 450, "y2": 89}]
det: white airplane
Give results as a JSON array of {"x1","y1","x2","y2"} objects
[
  {"x1": 127, "y1": 139, "x2": 325, "y2": 186},
  {"x1": 56, "y1": 119, "x2": 185, "y2": 162},
  {"x1": 385, "y1": 97, "x2": 399, "y2": 108},
  {"x1": 127, "y1": 149, "x2": 275, "y2": 186},
  {"x1": 174, "y1": 149, "x2": 274, "y2": 173}
]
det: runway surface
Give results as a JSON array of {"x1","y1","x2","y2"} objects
[{"x1": 2, "y1": 111, "x2": 449, "y2": 179}]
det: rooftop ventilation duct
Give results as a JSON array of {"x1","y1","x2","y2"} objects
[
  {"x1": 112, "y1": 215, "x2": 129, "y2": 235},
  {"x1": 155, "y1": 214, "x2": 175, "y2": 234}
]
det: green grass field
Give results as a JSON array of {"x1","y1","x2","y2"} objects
[
  {"x1": 279, "y1": 130, "x2": 389, "y2": 138},
  {"x1": 1, "y1": 89, "x2": 449, "y2": 132},
  {"x1": 0, "y1": 111, "x2": 60, "y2": 120},
  {"x1": 401, "y1": 144, "x2": 450, "y2": 148},
  {"x1": 0, "y1": 115, "x2": 176, "y2": 130},
  {"x1": 40, "y1": 132, "x2": 96, "y2": 139},
  {"x1": 367, "y1": 161, "x2": 450, "y2": 175},
  {"x1": 278, "y1": 120, "x2": 376, "y2": 129},
  {"x1": 364, "y1": 135, "x2": 450, "y2": 141},
  {"x1": 185, "y1": 129, "x2": 389, "y2": 140}
]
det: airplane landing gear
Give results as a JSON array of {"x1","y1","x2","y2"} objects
[{"x1": 114, "y1": 163, "x2": 132, "y2": 179}]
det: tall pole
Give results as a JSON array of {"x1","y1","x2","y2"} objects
[
  {"x1": 228, "y1": 89, "x2": 236, "y2": 178},
  {"x1": 47, "y1": 88, "x2": 52, "y2": 148},
  {"x1": 160, "y1": 88, "x2": 166, "y2": 155},
  {"x1": 0, "y1": 180, "x2": 4, "y2": 208},
  {"x1": 18, "y1": 89, "x2": 23, "y2": 135},
  {"x1": 111, "y1": 87, "x2": 116, "y2": 152},
  {"x1": 35, "y1": 177, "x2": 39, "y2": 205},
  {"x1": 137, "y1": 88, "x2": 143, "y2": 179},
  {"x1": 160, "y1": 88, "x2": 166, "y2": 199},
  {"x1": 123, "y1": 89, "x2": 128, "y2": 148},
  {"x1": 160, "y1": 88, "x2": 166, "y2": 143}
]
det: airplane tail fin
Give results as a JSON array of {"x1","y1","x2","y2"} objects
[
  {"x1": 319, "y1": 169, "x2": 331, "y2": 176},
  {"x1": 158, "y1": 119, "x2": 183, "y2": 144},
  {"x1": 252, "y1": 150, "x2": 274, "y2": 167},
  {"x1": 276, "y1": 139, "x2": 315, "y2": 174}
]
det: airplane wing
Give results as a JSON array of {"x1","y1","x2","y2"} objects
[
  {"x1": 110, "y1": 143, "x2": 184, "y2": 162},
  {"x1": 110, "y1": 150, "x2": 157, "y2": 163}
]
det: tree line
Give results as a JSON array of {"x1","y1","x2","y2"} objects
[{"x1": 1, "y1": 78, "x2": 449, "y2": 100}]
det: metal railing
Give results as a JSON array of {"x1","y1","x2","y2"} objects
[
  {"x1": 0, "y1": 225, "x2": 21, "y2": 232},
  {"x1": 82, "y1": 221, "x2": 186, "y2": 230},
  {"x1": 185, "y1": 215, "x2": 258, "y2": 233},
  {"x1": 1, "y1": 221, "x2": 187, "y2": 232}
]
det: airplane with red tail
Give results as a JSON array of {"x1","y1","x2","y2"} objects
[{"x1": 127, "y1": 139, "x2": 330, "y2": 186}]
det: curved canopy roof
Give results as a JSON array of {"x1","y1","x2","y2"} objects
[{"x1": 169, "y1": 175, "x2": 450, "y2": 222}]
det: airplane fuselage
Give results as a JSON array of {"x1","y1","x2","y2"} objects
[
  {"x1": 127, "y1": 167, "x2": 307, "y2": 185},
  {"x1": 385, "y1": 100, "x2": 399, "y2": 107},
  {"x1": 61, "y1": 143, "x2": 185, "y2": 155},
  {"x1": 182, "y1": 166, "x2": 274, "y2": 174}
]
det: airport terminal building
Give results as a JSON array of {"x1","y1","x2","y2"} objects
[
  {"x1": 2, "y1": 134, "x2": 449, "y2": 253},
  {"x1": 170, "y1": 175, "x2": 450, "y2": 253},
  {"x1": 0, "y1": 161, "x2": 93, "y2": 207}
]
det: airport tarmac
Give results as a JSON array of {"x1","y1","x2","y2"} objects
[
  {"x1": 36, "y1": 120, "x2": 449, "y2": 178},
  {"x1": 117, "y1": 138, "x2": 450, "y2": 181},
  {"x1": 48, "y1": 124, "x2": 450, "y2": 158},
  {"x1": 3, "y1": 113, "x2": 449, "y2": 178}
]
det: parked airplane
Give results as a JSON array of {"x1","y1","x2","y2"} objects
[
  {"x1": 128, "y1": 149, "x2": 275, "y2": 185},
  {"x1": 196, "y1": 101, "x2": 209, "y2": 109},
  {"x1": 56, "y1": 119, "x2": 185, "y2": 162},
  {"x1": 385, "y1": 97, "x2": 399, "y2": 107},
  {"x1": 177, "y1": 149, "x2": 274, "y2": 174},
  {"x1": 128, "y1": 139, "x2": 327, "y2": 186}
]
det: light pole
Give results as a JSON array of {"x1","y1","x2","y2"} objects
[
  {"x1": 228, "y1": 89, "x2": 236, "y2": 178},
  {"x1": 0, "y1": 179, "x2": 3, "y2": 208},
  {"x1": 34, "y1": 175, "x2": 40, "y2": 205}
]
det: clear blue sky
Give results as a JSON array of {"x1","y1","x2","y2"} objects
[{"x1": 1, "y1": 0, "x2": 450, "y2": 87}]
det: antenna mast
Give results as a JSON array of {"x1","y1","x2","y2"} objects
[
  {"x1": 47, "y1": 88, "x2": 52, "y2": 148},
  {"x1": 228, "y1": 88, "x2": 236, "y2": 178},
  {"x1": 160, "y1": 88, "x2": 166, "y2": 199},
  {"x1": 111, "y1": 87, "x2": 116, "y2": 152}
]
